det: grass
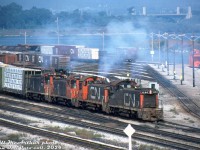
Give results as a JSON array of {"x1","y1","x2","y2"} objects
[
  {"x1": 188, "y1": 120, "x2": 195, "y2": 123},
  {"x1": 0, "y1": 133, "x2": 27, "y2": 142},
  {"x1": 0, "y1": 133, "x2": 64, "y2": 150},
  {"x1": 138, "y1": 144, "x2": 170, "y2": 150},
  {"x1": 45, "y1": 125, "x2": 103, "y2": 139},
  {"x1": 169, "y1": 107, "x2": 179, "y2": 115},
  {"x1": 22, "y1": 139, "x2": 64, "y2": 150}
]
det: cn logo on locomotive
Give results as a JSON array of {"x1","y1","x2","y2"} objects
[
  {"x1": 89, "y1": 86, "x2": 102, "y2": 100},
  {"x1": 124, "y1": 93, "x2": 137, "y2": 107}
]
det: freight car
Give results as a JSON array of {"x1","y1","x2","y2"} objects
[
  {"x1": 0, "y1": 53, "x2": 17, "y2": 64},
  {"x1": 16, "y1": 52, "x2": 71, "y2": 69},
  {"x1": 116, "y1": 47, "x2": 138, "y2": 62},
  {"x1": 0, "y1": 64, "x2": 41, "y2": 95},
  {"x1": 99, "y1": 47, "x2": 138, "y2": 64},
  {"x1": 189, "y1": 49, "x2": 200, "y2": 67},
  {"x1": 0, "y1": 63, "x2": 163, "y2": 121},
  {"x1": 0, "y1": 44, "x2": 139, "y2": 65}
]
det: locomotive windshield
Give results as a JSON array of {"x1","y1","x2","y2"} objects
[
  {"x1": 143, "y1": 94, "x2": 156, "y2": 108},
  {"x1": 71, "y1": 80, "x2": 76, "y2": 88}
]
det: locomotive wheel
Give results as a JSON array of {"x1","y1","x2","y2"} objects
[
  {"x1": 40, "y1": 95, "x2": 45, "y2": 102},
  {"x1": 113, "y1": 108, "x2": 119, "y2": 116},
  {"x1": 102, "y1": 103, "x2": 110, "y2": 114},
  {"x1": 72, "y1": 99, "x2": 80, "y2": 108},
  {"x1": 95, "y1": 105, "x2": 101, "y2": 111},
  {"x1": 106, "y1": 106, "x2": 111, "y2": 114},
  {"x1": 65, "y1": 100, "x2": 72, "y2": 107},
  {"x1": 52, "y1": 97, "x2": 58, "y2": 104},
  {"x1": 81, "y1": 102, "x2": 87, "y2": 109},
  {"x1": 75, "y1": 101, "x2": 79, "y2": 107},
  {"x1": 27, "y1": 93, "x2": 33, "y2": 100}
]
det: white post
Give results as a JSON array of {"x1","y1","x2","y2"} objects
[
  {"x1": 129, "y1": 136, "x2": 132, "y2": 150},
  {"x1": 124, "y1": 124, "x2": 135, "y2": 150}
]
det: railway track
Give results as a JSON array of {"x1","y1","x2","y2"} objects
[
  {"x1": 73, "y1": 62, "x2": 154, "y2": 81},
  {"x1": 0, "y1": 118, "x2": 124, "y2": 150},
  {"x1": 0, "y1": 97, "x2": 200, "y2": 150},
  {"x1": 158, "y1": 120, "x2": 200, "y2": 134},
  {"x1": 147, "y1": 65, "x2": 200, "y2": 119},
  {"x1": 0, "y1": 147, "x2": 9, "y2": 150},
  {"x1": 1, "y1": 96, "x2": 200, "y2": 134}
]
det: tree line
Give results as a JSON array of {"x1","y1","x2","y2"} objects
[{"x1": 0, "y1": 2, "x2": 200, "y2": 33}]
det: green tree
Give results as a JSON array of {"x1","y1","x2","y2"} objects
[{"x1": 0, "y1": 2, "x2": 23, "y2": 28}]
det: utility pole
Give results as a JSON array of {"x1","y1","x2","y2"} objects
[
  {"x1": 181, "y1": 35, "x2": 184, "y2": 81},
  {"x1": 24, "y1": 31, "x2": 27, "y2": 44},
  {"x1": 158, "y1": 31, "x2": 161, "y2": 68},
  {"x1": 165, "y1": 33, "x2": 169, "y2": 75},
  {"x1": 151, "y1": 32, "x2": 154, "y2": 62},
  {"x1": 102, "y1": 32, "x2": 105, "y2": 51},
  {"x1": 192, "y1": 35, "x2": 195, "y2": 87},
  {"x1": 56, "y1": 17, "x2": 60, "y2": 44},
  {"x1": 173, "y1": 47, "x2": 176, "y2": 79}
]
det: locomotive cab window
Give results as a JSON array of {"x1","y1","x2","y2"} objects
[
  {"x1": 143, "y1": 94, "x2": 156, "y2": 108},
  {"x1": 71, "y1": 80, "x2": 76, "y2": 88},
  {"x1": 127, "y1": 85, "x2": 131, "y2": 88},
  {"x1": 45, "y1": 76, "x2": 49, "y2": 84},
  {"x1": 79, "y1": 82, "x2": 82, "y2": 90},
  {"x1": 83, "y1": 81, "x2": 87, "y2": 86},
  {"x1": 88, "y1": 81, "x2": 93, "y2": 84}
]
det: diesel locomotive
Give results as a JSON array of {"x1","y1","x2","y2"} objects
[
  {"x1": 0, "y1": 63, "x2": 163, "y2": 121},
  {"x1": 26, "y1": 73, "x2": 163, "y2": 121}
]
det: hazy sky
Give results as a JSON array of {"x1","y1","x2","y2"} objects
[{"x1": 0, "y1": 0, "x2": 199, "y2": 12}]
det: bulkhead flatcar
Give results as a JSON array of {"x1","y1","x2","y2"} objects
[{"x1": 0, "y1": 64, "x2": 41, "y2": 95}]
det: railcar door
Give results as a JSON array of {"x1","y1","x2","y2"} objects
[
  {"x1": 67, "y1": 79, "x2": 79, "y2": 99},
  {"x1": 82, "y1": 81, "x2": 88, "y2": 100}
]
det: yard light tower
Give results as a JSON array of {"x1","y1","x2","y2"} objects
[
  {"x1": 151, "y1": 32, "x2": 154, "y2": 62},
  {"x1": 102, "y1": 32, "x2": 105, "y2": 51},
  {"x1": 180, "y1": 34, "x2": 185, "y2": 82},
  {"x1": 24, "y1": 31, "x2": 27, "y2": 44},
  {"x1": 158, "y1": 31, "x2": 161, "y2": 68},
  {"x1": 192, "y1": 35, "x2": 195, "y2": 87},
  {"x1": 164, "y1": 33, "x2": 169, "y2": 75},
  {"x1": 171, "y1": 33, "x2": 176, "y2": 80},
  {"x1": 56, "y1": 17, "x2": 60, "y2": 44},
  {"x1": 173, "y1": 47, "x2": 176, "y2": 79}
]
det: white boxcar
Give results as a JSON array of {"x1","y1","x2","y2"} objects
[
  {"x1": 77, "y1": 48, "x2": 99, "y2": 60},
  {"x1": 40, "y1": 46, "x2": 54, "y2": 55},
  {"x1": 2, "y1": 65, "x2": 41, "y2": 95}
]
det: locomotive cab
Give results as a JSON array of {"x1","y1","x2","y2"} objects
[
  {"x1": 66, "y1": 74, "x2": 81, "y2": 100},
  {"x1": 137, "y1": 88, "x2": 163, "y2": 121}
]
